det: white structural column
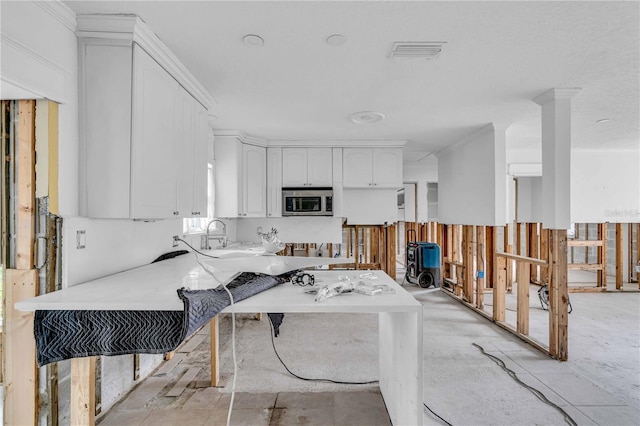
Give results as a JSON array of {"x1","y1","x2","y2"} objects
[
  {"x1": 533, "y1": 88, "x2": 581, "y2": 229},
  {"x1": 533, "y1": 87, "x2": 580, "y2": 361}
]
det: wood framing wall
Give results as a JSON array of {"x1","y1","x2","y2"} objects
[
  {"x1": 4, "y1": 100, "x2": 39, "y2": 424},
  {"x1": 439, "y1": 222, "x2": 570, "y2": 360}
]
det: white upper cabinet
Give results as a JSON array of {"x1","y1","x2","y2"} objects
[
  {"x1": 282, "y1": 147, "x2": 332, "y2": 187},
  {"x1": 267, "y1": 147, "x2": 283, "y2": 217},
  {"x1": 77, "y1": 15, "x2": 212, "y2": 219},
  {"x1": 242, "y1": 143, "x2": 267, "y2": 217},
  {"x1": 343, "y1": 148, "x2": 403, "y2": 188},
  {"x1": 176, "y1": 91, "x2": 209, "y2": 217},
  {"x1": 214, "y1": 135, "x2": 267, "y2": 218}
]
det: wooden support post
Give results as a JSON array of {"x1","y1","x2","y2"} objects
[
  {"x1": 516, "y1": 261, "x2": 531, "y2": 335},
  {"x1": 504, "y1": 224, "x2": 513, "y2": 292},
  {"x1": 476, "y1": 226, "x2": 485, "y2": 309},
  {"x1": 584, "y1": 224, "x2": 590, "y2": 265},
  {"x1": 540, "y1": 227, "x2": 549, "y2": 284},
  {"x1": 463, "y1": 225, "x2": 475, "y2": 303},
  {"x1": 70, "y1": 357, "x2": 96, "y2": 426},
  {"x1": 516, "y1": 222, "x2": 522, "y2": 255},
  {"x1": 485, "y1": 227, "x2": 495, "y2": 289},
  {"x1": 528, "y1": 223, "x2": 539, "y2": 282},
  {"x1": 616, "y1": 223, "x2": 623, "y2": 290},
  {"x1": 5, "y1": 269, "x2": 38, "y2": 426},
  {"x1": 452, "y1": 225, "x2": 460, "y2": 264},
  {"x1": 210, "y1": 316, "x2": 219, "y2": 386},
  {"x1": 548, "y1": 229, "x2": 569, "y2": 360},
  {"x1": 637, "y1": 224, "x2": 640, "y2": 287},
  {"x1": 597, "y1": 224, "x2": 607, "y2": 288},
  {"x1": 494, "y1": 256, "x2": 506, "y2": 322},
  {"x1": 387, "y1": 223, "x2": 396, "y2": 279}
]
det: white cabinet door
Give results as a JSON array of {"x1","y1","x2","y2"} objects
[
  {"x1": 191, "y1": 104, "x2": 209, "y2": 217},
  {"x1": 267, "y1": 147, "x2": 283, "y2": 217},
  {"x1": 282, "y1": 148, "x2": 307, "y2": 187},
  {"x1": 307, "y1": 148, "x2": 333, "y2": 187},
  {"x1": 214, "y1": 136, "x2": 242, "y2": 217},
  {"x1": 130, "y1": 45, "x2": 178, "y2": 218},
  {"x1": 242, "y1": 144, "x2": 267, "y2": 217},
  {"x1": 372, "y1": 148, "x2": 403, "y2": 188},
  {"x1": 176, "y1": 89, "x2": 196, "y2": 217},
  {"x1": 343, "y1": 148, "x2": 373, "y2": 187}
]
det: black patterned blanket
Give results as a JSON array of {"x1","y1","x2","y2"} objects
[{"x1": 34, "y1": 271, "x2": 296, "y2": 366}]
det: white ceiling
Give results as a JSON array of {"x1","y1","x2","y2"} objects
[{"x1": 64, "y1": 1, "x2": 639, "y2": 161}]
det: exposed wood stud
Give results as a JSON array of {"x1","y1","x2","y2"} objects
[
  {"x1": 463, "y1": 225, "x2": 474, "y2": 303},
  {"x1": 494, "y1": 255, "x2": 507, "y2": 322},
  {"x1": 540, "y1": 227, "x2": 549, "y2": 284},
  {"x1": 210, "y1": 316, "x2": 219, "y2": 386},
  {"x1": 548, "y1": 229, "x2": 569, "y2": 360},
  {"x1": 476, "y1": 226, "x2": 485, "y2": 309},
  {"x1": 616, "y1": 223, "x2": 623, "y2": 290},
  {"x1": 597, "y1": 224, "x2": 607, "y2": 287},
  {"x1": 71, "y1": 357, "x2": 96, "y2": 426},
  {"x1": 485, "y1": 227, "x2": 495, "y2": 289},
  {"x1": 4, "y1": 269, "x2": 38, "y2": 426},
  {"x1": 528, "y1": 223, "x2": 539, "y2": 282},
  {"x1": 16, "y1": 100, "x2": 36, "y2": 269},
  {"x1": 516, "y1": 261, "x2": 531, "y2": 335}
]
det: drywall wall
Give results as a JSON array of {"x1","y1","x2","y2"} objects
[
  {"x1": 1, "y1": 0, "x2": 79, "y2": 216},
  {"x1": 403, "y1": 156, "x2": 438, "y2": 222},
  {"x1": 571, "y1": 149, "x2": 640, "y2": 223},
  {"x1": 236, "y1": 216, "x2": 343, "y2": 243},
  {"x1": 517, "y1": 177, "x2": 543, "y2": 223},
  {"x1": 343, "y1": 189, "x2": 399, "y2": 225},
  {"x1": 437, "y1": 123, "x2": 508, "y2": 226}
]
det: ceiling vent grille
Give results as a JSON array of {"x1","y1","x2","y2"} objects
[{"x1": 389, "y1": 41, "x2": 446, "y2": 59}]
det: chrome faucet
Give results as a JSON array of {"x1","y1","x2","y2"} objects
[{"x1": 203, "y1": 219, "x2": 227, "y2": 249}]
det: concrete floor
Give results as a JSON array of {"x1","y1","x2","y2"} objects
[{"x1": 96, "y1": 274, "x2": 640, "y2": 426}]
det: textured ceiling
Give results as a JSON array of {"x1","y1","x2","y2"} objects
[{"x1": 64, "y1": 1, "x2": 640, "y2": 161}]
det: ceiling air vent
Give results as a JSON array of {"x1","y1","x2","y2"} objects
[{"x1": 389, "y1": 41, "x2": 446, "y2": 59}]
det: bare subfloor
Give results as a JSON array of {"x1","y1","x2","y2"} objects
[{"x1": 98, "y1": 279, "x2": 640, "y2": 426}]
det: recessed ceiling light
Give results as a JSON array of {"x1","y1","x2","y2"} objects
[
  {"x1": 350, "y1": 111, "x2": 385, "y2": 124},
  {"x1": 326, "y1": 34, "x2": 347, "y2": 46},
  {"x1": 596, "y1": 118, "x2": 611, "y2": 124},
  {"x1": 243, "y1": 34, "x2": 264, "y2": 47}
]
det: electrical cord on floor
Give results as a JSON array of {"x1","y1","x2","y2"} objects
[
  {"x1": 268, "y1": 320, "x2": 379, "y2": 385},
  {"x1": 182, "y1": 243, "x2": 238, "y2": 426},
  {"x1": 423, "y1": 403, "x2": 453, "y2": 426},
  {"x1": 472, "y1": 343, "x2": 578, "y2": 426}
]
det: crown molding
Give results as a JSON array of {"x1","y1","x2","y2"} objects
[
  {"x1": 435, "y1": 122, "x2": 511, "y2": 158},
  {"x1": 268, "y1": 140, "x2": 406, "y2": 148},
  {"x1": 533, "y1": 88, "x2": 582, "y2": 105},
  {"x1": 76, "y1": 14, "x2": 216, "y2": 111},
  {"x1": 33, "y1": 0, "x2": 77, "y2": 32},
  {"x1": 212, "y1": 131, "x2": 406, "y2": 149}
]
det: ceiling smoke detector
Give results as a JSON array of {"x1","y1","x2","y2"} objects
[
  {"x1": 389, "y1": 41, "x2": 447, "y2": 59},
  {"x1": 350, "y1": 111, "x2": 385, "y2": 124}
]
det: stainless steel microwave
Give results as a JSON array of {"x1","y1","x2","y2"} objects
[{"x1": 282, "y1": 188, "x2": 333, "y2": 216}]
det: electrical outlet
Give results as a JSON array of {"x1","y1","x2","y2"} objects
[
  {"x1": 257, "y1": 226, "x2": 263, "y2": 235},
  {"x1": 172, "y1": 235, "x2": 179, "y2": 248}
]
